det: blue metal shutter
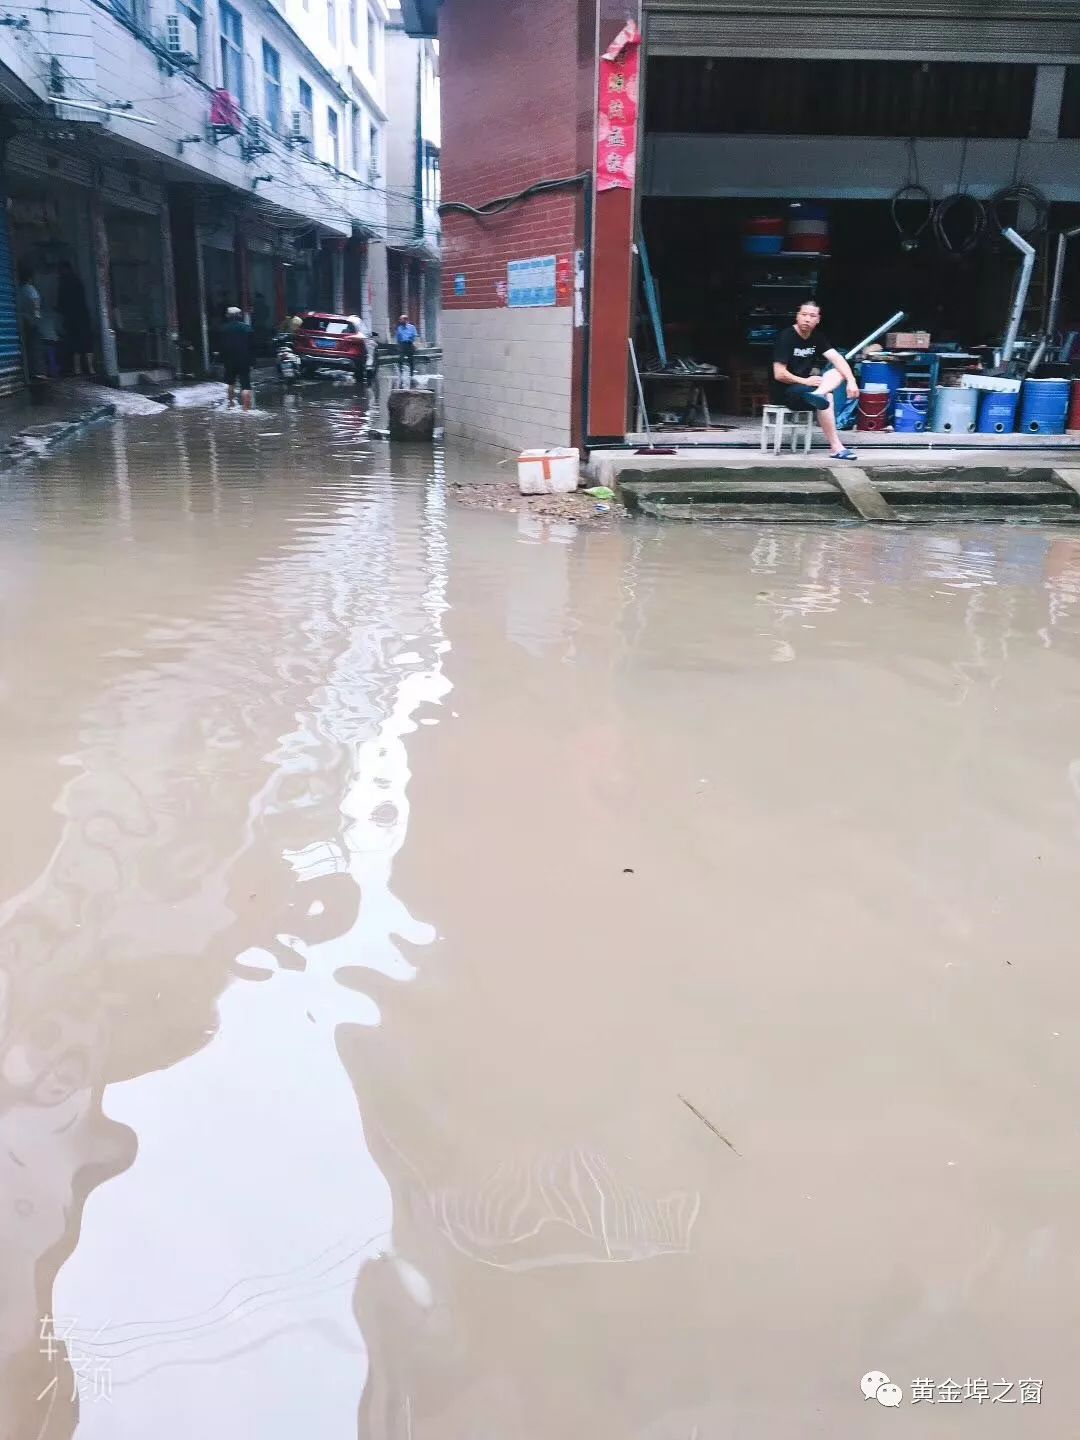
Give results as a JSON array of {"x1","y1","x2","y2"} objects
[{"x1": 0, "y1": 189, "x2": 23, "y2": 396}]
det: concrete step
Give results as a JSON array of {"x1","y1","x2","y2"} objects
[{"x1": 617, "y1": 465, "x2": 1080, "y2": 524}]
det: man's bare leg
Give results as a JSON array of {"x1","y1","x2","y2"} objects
[
  {"x1": 809, "y1": 369, "x2": 852, "y2": 456},
  {"x1": 817, "y1": 395, "x2": 844, "y2": 453},
  {"x1": 227, "y1": 381, "x2": 237, "y2": 408},
  {"x1": 241, "y1": 387, "x2": 253, "y2": 412}
]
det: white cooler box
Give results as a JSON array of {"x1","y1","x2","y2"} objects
[{"x1": 517, "y1": 447, "x2": 580, "y2": 495}]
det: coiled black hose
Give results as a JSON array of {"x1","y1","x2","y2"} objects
[{"x1": 932, "y1": 192, "x2": 988, "y2": 258}]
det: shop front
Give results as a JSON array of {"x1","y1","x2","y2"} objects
[
  {"x1": 626, "y1": 1, "x2": 1080, "y2": 443},
  {"x1": 6, "y1": 138, "x2": 101, "y2": 383}
]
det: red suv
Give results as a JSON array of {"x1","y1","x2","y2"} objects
[{"x1": 293, "y1": 312, "x2": 368, "y2": 381}]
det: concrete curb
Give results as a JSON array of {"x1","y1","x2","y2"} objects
[{"x1": 0, "y1": 403, "x2": 116, "y2": 471}]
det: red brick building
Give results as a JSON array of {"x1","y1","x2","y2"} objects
[
  {"x1": 402, "y1": 0, "x2": 636, "y2": 452},
  {"x1": 405, "y1": 0, "x2": 1080, "y2": 453}
]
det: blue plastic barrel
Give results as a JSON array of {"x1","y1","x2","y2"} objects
[
  {"x1": 894, "y1": 387, "x2": 930, "y2": 432},
  {"x1": 931, "y1": 386, "x2": 979, "y2": 433},
  {"x1": 742, "y1": 235, "x2": 783, "y2": 256},
  {"x1": 977, "y1": 389, "x2": 1020, "y2": 434},
  {"x1": 860, "y1": 360, "x2": 904, "y2": 412},
  {"x1": 1019, "y1": 378, "x2": 1071, "y2": 435}
]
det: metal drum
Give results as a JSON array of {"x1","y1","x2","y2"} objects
[
  {"x1": 894, "y1": 387, "x2": 930, "y2": 433},
  {"x1": 1068, "y1": 378, "x2": 1080, "y2": 432},
  {"x1": 1019, "y1": 377, "x2": 1071, "y2": 435},
  {"x1": 931, "y1": 386, "x2": 979, "y2": 434},
  {"x1": 977, "y1": 389, "x2": 1020, "y2": 434}
]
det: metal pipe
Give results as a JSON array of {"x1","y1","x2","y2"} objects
[
  {"x1": 628, "y1": 337, "x2": 653, "y2": 444},
  {"x1": 1046, "y1": 224, "x2": 1080, "y2": 341},
  {"x1": 1000, "y1": 226, "x2": 1036, "y2": 367},
  {"x1": 844, "y1": 309, "x2": 906, "y2": 361}
]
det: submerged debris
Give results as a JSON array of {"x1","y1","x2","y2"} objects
[
  {"x1": 450, "y1": 480, "x2": 626, "y2": 524},
  {"x1": 678, "y1": 1095, "x2": 740, "y2": 1155}
]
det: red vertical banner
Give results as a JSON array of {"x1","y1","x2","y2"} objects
[{"x1": 596, "y1": 20, "x2": 641, "y2": 193}]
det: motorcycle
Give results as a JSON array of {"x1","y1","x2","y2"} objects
[{"x1": 275, "y1": 332, "x2": 301, "y2": 385}]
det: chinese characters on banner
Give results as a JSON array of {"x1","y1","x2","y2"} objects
[{"x1": 596, "y1": 19, "x2": 641, "y2": 192}]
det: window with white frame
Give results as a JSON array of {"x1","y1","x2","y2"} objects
[
  {"x1": 219, "y1": 1, "x2": 244, "y2": 104},
  {"x1": 351, "y1": 105, "x2": 362, "y2": 172},
  {"x1": 328, "y1": 0, "x2": 337, "y2": 44},
  {"x1": 176, "y1": 0, "x2": 202, "y2": 62},
  {"x1": 296, "y1": 76, "x2": 314, "y2": 141},
  {"x1": 327, "y1": 107, "x2": 340, "y2": 168},
  {"x1": 367, "y1": 8, "x2": 379, "y2": 76},
  {"x1": 262, "y1": 41, "x2": 282, "y2": 132},
  {"x1": 348, "y1": 0, "x2": 358, "y2": 47},
  {"x1": 368, "y1": 119, "x2": 379, "y2": 177}
]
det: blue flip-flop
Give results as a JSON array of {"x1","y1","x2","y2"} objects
[{"x1": 831, "y1": 447, "x2": 858, "y2": 460}]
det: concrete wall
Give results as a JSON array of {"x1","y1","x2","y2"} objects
[
  {"x1": 645, "y1": 134, "x2": 1080, "y2": 202},
  {"x1": 442, "y1": 306, "x2": 573, "y2": 452},
  {"x1": 439, "y1": 0, "x2": 585, "y2": 450}
]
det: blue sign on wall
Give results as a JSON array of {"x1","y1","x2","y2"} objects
[
  {"x1": 507, "y1": 255, "x2": 557, "y2": 309},
  {"x1": 454, "y1": 273, "x2": 466, "y2": 296}
]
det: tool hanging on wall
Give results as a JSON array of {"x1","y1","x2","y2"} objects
[
  {"x1": 891, "y1": 185, "x2": 933, "y2": 253},
  {"x1": 891, "y1": 141, "x2": 932, "y2": 253}
]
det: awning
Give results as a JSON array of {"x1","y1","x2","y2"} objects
[{"x1": 644, "y1": 0, "x2": 1080, "y2": 61}]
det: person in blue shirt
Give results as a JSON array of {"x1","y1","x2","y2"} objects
[{"x1": 395, "y1": 314, "x2": 419, "y2": 383}]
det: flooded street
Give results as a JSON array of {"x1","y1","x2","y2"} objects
[{"x1": 4, "y1": 391, "x2": 1080, "y2": 1437}]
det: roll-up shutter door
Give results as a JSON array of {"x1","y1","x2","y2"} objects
[
  {"x1": 645, "y1": 1, "x2": 1080, "y2": 61},
  {"x1": 0, "y1": 191, "x2": 24, "y2": 398}
]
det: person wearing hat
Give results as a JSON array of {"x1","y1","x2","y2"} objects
[
  {"x1": 394, "y1": 313, "x2": 419, "y2": 384},
  {"x1": 219, "y1": 305, "x2": 255, "y2": 410}
]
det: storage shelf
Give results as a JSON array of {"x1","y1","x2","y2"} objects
[{"x1": 744, "y1": 251, "x2": 828, "y2": 260}]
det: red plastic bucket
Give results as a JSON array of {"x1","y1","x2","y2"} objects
[
  {"x1": 743, "y1": 217, "x2": 784, "y2": 236},
  {"x1": 857, "y1": 388, "x2": 890, "y2": 432}
]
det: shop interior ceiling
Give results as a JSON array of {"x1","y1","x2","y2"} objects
[{"x1": 645, "y1": 59, "x2": 1036, "y2": 140}]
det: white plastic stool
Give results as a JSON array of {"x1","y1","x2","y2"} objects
[{"x1": 760, "y1": 404, "x2": 814, "y2": 455}]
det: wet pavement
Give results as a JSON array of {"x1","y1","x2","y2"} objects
[{"x1": 3, "y1": 389, "x2": 1080, "y2": 1437}]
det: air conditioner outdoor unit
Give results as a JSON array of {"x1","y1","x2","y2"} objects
[
  {"x1": 164, "y1": 12, "x2": 199, "y2": 62},
  {"x1": 290, "y1": 110, "x2": 313, "y2": 145}
]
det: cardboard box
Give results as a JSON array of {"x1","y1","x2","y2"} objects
[{"x1": 886, "y1": 331, "x2": 931, "y2": 350}]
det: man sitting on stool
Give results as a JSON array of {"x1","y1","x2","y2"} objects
[{"x1": 771, "y1": 301, "x2": 859, "y2": 460}]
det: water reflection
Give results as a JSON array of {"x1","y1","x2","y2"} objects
[{"x1": 0, "y1": 406, "x2": 449, "y2": 1438}]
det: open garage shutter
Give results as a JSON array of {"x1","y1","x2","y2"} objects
[
  {"x1": 645, "y1": 1, "x2": 1080, "y2": 62},
  {"x1": 0, "y1": 190, "x2": 23, "y2": 397}
]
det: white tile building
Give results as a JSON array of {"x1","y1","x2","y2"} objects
[{"x1": 0, "y1": 0, "x2": 392, "y2": 381}]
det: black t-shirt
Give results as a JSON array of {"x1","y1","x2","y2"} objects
[
  {"x1": 773, "y1": 325, "x2": 835, "y2": 380},
  {"x1": 218, "y1": 318, "x2": 253, "y2": 367}
]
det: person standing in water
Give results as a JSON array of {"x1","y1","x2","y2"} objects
[
  {"x1": 57, "y1": 261, "x2": 95, "y2": 377},
  {"x1": 771, "y1": 301, "x2": 859, "y2": 460},
  {"x1": 219, "y1": 305, "x2": 254, "y2": 410},
  {"x1": 395, "y1": 313, "x2": 418, "y2": 384}
]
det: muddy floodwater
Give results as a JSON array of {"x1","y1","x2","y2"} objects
[{"x1": 4, "y1": 392, "x2": 1080, "y2": 1438}]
